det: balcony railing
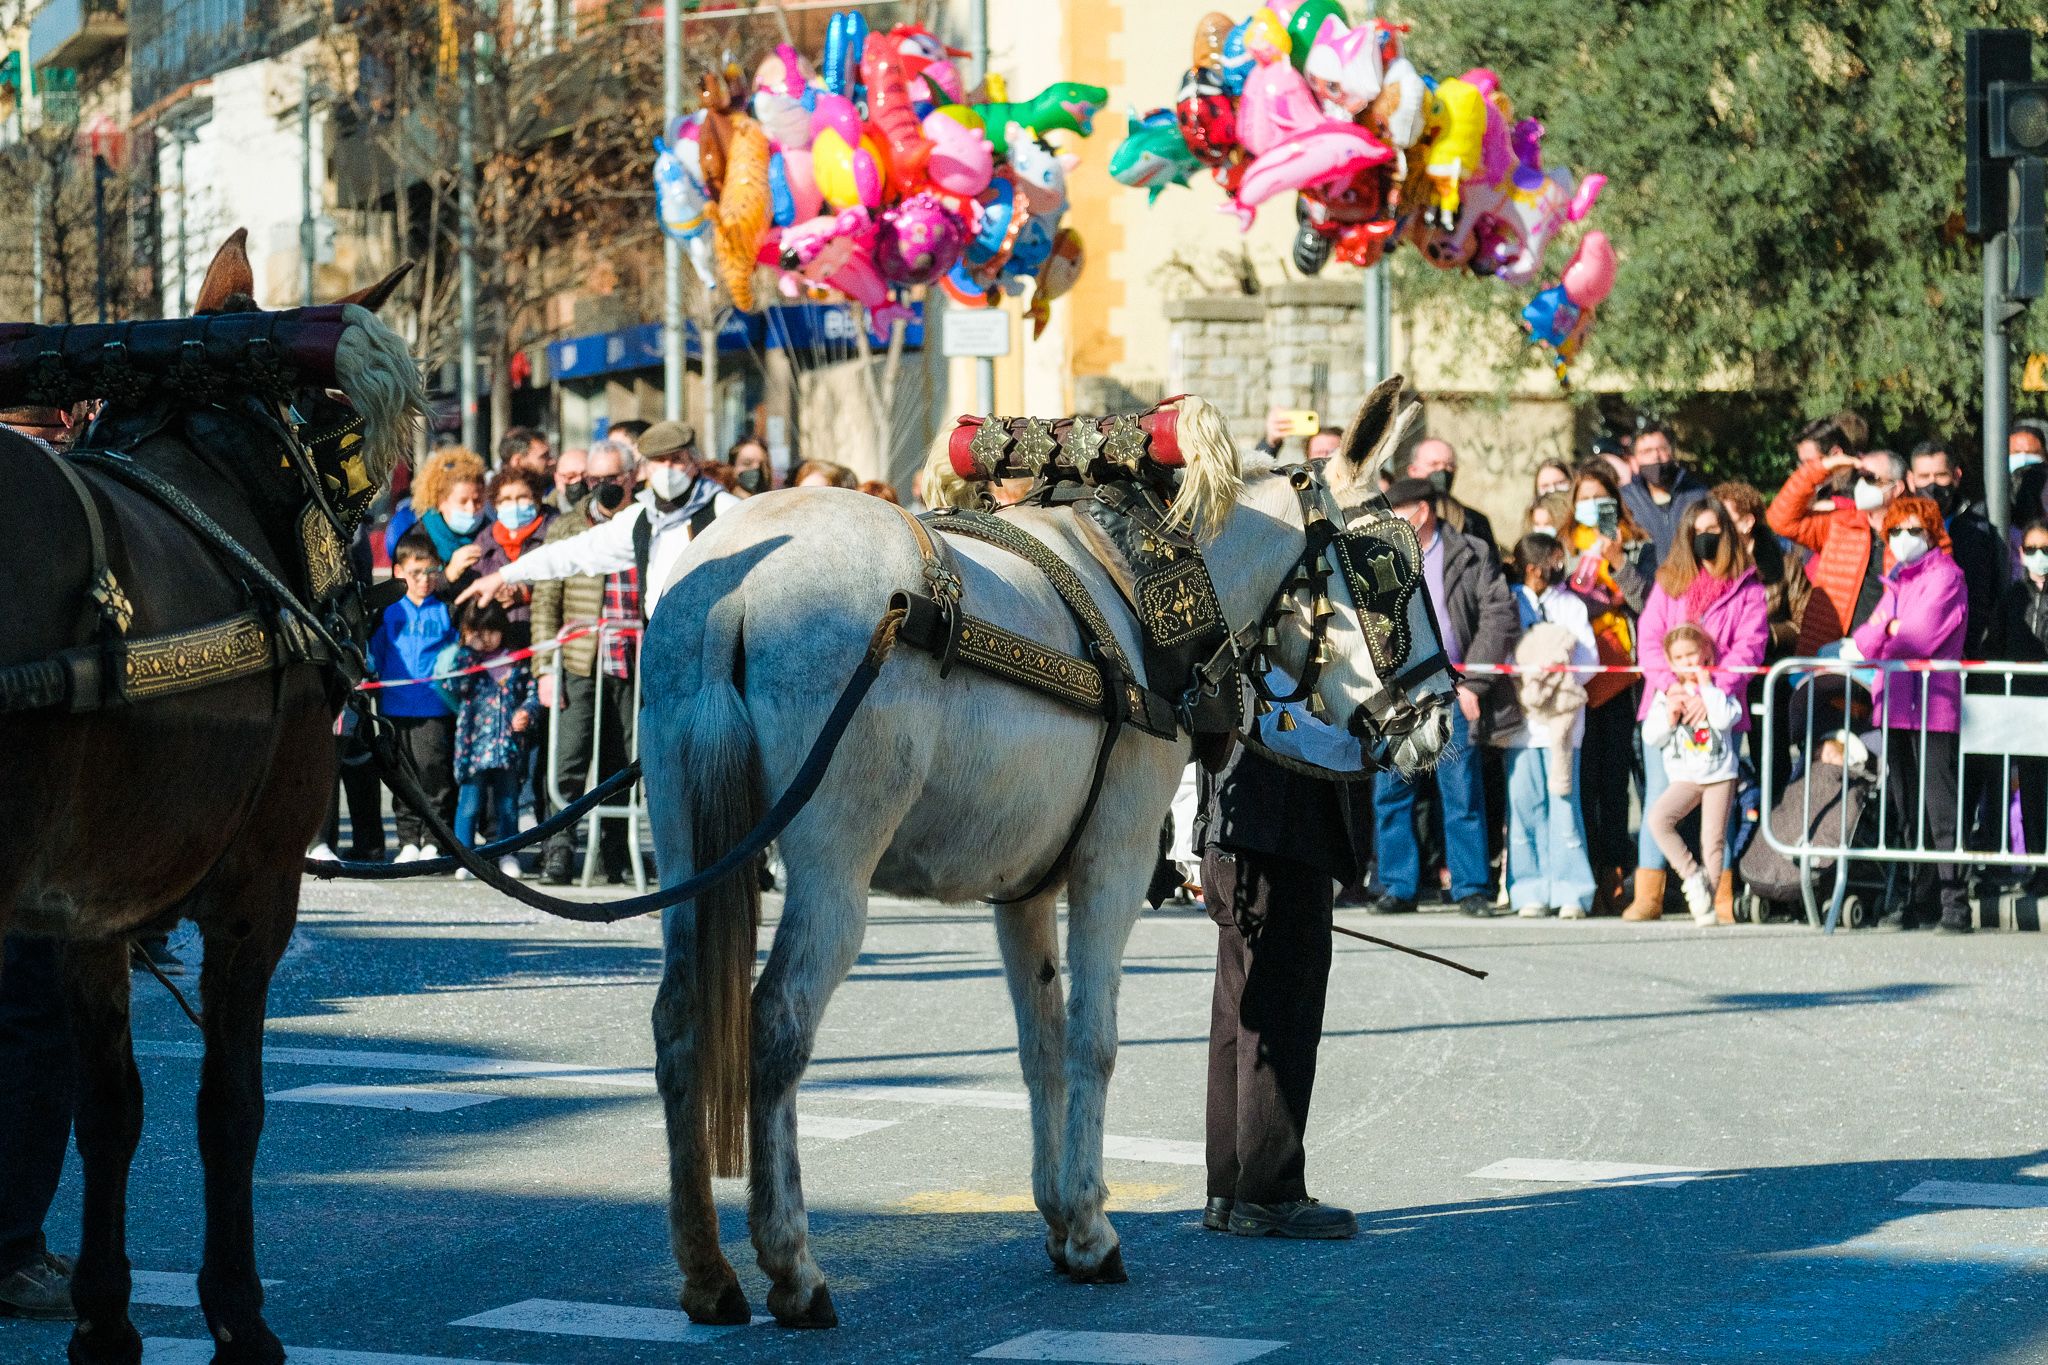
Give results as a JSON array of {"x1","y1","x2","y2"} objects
[{"x1": 28, "y1": 0, "x2": 128, "y2": 73}]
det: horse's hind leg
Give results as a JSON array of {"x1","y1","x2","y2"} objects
[
  {"x1": 63, "y1": 938, "x2": 145, "y2": 1365},
  {"x1": 993, "y1": 895, "x2": 1069, "y2": 1273},
  {"x1": 749, "y1": 881, "x2": 867, "y2": 1328},
  {"x1": 191, "y1": 879, "x2": 296, "y2": 1365},
  {"x1": 1056, "y1": 859, "x2": 1149, "y2": 1285}
]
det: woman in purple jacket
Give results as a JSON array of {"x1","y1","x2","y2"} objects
[
  {"x1": 1624, "y1": 500, "x2": 1770, "y2": 920},
  {"x1": 1848, "y1": 496, "x2": 1971, "y2": 932}
]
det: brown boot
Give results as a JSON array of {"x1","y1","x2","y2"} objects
[
  {"x1": 1714, "y1": 870, "x2": 1736, "y2": 924},
  {"x1": 1621, "y1": 868, "x2": 1667, "y2": 921}
]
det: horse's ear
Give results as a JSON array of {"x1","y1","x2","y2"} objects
[
  {"x1": 333, "y1": 261, "x2": 414, "y2": 313},
  {"x1": 1334, "y1": 373, "x2": 1405, "y2": 470},
  {"x1": 193, "y1": 229, "x2": 254, "y2": 314}
]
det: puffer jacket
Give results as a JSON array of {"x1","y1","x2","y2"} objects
[
  {"x1": 1767, "y1": 459, "x2": 1888, "y2": 655},
  {"x1": 1636, "y1": 566, "x2": 1770, "y2": 731},
  {"x1": 528, "y1": 502, "x2": 606, "y2": 679},
  {"x1": 1851, "y1": 549, "x2": 1967, "y2": 733}
]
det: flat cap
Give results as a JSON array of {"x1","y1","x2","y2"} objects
[
  {"x1": 638, "y1": 420, "x2": 698, "y2": 459},
  {"x1": 1384, "y1": 476, "x2": 1436, "y2": 507}
]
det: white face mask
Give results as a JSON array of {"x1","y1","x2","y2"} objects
[
  {"x1": 1528, "y1": 523, "x2": 1559, "y2": 540},
  {"x1": 647, "y1": 463, "x2": 694, "y2": 500},
  {"x1": 2024, "y1": 549, "x2": 2048, "y2": 578},
  {"x1": 2014, "y1": 450, "x2": 2045, "y2": 474},
  {"x1": 1574, "y1": 497, "x2": 1616, "y2": 529},
  {"x1": 1888, "y1": 529, "x2": 1930, "y2": 565},
  {"x1": 1852, "y1": 479, "x2": 1889, "y2": 512}
]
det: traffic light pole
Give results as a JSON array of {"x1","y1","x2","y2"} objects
[{"x1": 1985, "y1": 230, "x2": 2012, "y2": 540}]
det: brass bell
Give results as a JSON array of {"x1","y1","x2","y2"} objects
[
  {"x1": 1307, "y1": 693, "x2": 1329, "y2": 718},
  {"x1": 1254, "y1": 697, "x2": 1274, "y2": 717},
  {"x1": 1261, "y1": 624, "x2": 1280, "y2": 649},
  {"x1": 1315, "y1": 553, "x2": 1333, "y2": 577},
  {"x1": 1315, "y1": 638, "x2": 1335, "y2": 666},
  {"x1": 1275, "y1": 709, "x2": 1298, "y2": 732},
  {"x1": 1313, "y1": 591, "x2": 1335, "y2": 620}
]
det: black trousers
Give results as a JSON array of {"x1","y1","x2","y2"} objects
[
  {"x1": 322, "y1": 731, "x2": 387, "y2": 859},
  {"x1": 1580, "y1": 691, "x2": 1641, "y2": 876},
  {"x1": 1203, "y1": 848, "x2": 1334, "y2": 1205},
  {"x1": 1884, "y1": 727, "x2": 1966, "y2": 923},
  {"x1": 0, "y1": 936, "x2": 74, "y2": 1274},
  {"x1": 388, "y1": 713, "x2": 455, "y2": 849},
  {"x1": 548, "y1": 672, "x2": 637, "y2": 872},
  {"x1": 2019, "y1": 757, "x2": 2048, "y2": 871}
]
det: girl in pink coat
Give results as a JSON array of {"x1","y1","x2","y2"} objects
[{"x1": 1848, "y1": 496, "x2": 1970, "y2": 932}]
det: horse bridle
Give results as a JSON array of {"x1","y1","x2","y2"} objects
[{"x1": 1175, "y1": 463, "x2": 1453, "y2": 768}]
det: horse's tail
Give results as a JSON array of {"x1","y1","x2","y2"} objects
[{"x1": 651, "y1": 597, "x2": 762, "y2": 1178}]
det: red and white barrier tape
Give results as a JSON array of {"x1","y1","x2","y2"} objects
[{"x1": 354, "y1": 623, "x2": 642, "y2": 691}]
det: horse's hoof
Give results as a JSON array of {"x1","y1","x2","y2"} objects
[
  {"x1": 205, "y1": 1321, "x2": 286, "y2": 1365},
  {"x1": 1068, "y1": 1245, "x2": 1128, "y2": 1285},
  {"x1": 67, "y1": 1319, "x2": 143, "y2": 1365},
  {"x1": 771, "y1": 1283, "x2": 838, "y2": 1329},
  {"x1": 682, "y1": 1278, "x2": 753, "y2": 1326}
]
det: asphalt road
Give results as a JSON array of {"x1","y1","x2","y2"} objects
[{"x1": 12, "y1": 881, "x2": 2048, "y2": 1365}]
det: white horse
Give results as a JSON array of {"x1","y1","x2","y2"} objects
[{"x1": 640, "y1": 381, "x2": 1455, "y2": 1328}]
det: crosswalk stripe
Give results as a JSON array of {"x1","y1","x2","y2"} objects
[
  {"x1": 145, "y1": 1340, "x2": 521, "y2": 1365},
  {"x1": 1469, "y1": 1158, "x2": 1709, "y2": 1187},
  {"x1": 1101, "y1": 1135, "x2": 1205, "y2": 1166},
  {"x1": 806, "y1": 1080, "x2": 1030, "y2": 1110},
  {"x1": 450, "y1": 1298, "x2": 766, "y2": 1342},
  {"x1": 269, "y1": 1084, "x2": 502, "y2": 1113},
  {"x1": 1897, "y1": 1179, "x2": 2048, "y2": 1209},
  {"x1": 975, "y1": 1329, "x2": 1286, "y2": 1364},
  {"x1": 131, "y1": 1272, "x2": 278, "y2": 1308}
]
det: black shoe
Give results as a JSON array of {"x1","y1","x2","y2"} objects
[
  {"x1": 541, "y1": 844, "x2": 573, "y2": 886},
  {"x1": 1457, "y1": 894, "x2": 1501, "y2": 918},
  {"x1": 131, "y1": 937, "x2": 184, "y2": 977},
  {"x1": 1877, "y1": 908, "x2": 1927, "y2": 931},
  {"x1": 1936, "y1": 917, "x2": 1975, "y2": 935},
  {"x1": 1201, "y1": 1197, "x2": 1234, "y2": 1232},
  {"x1": 0, "y1": 1250, "x2": 76, "y2": 1320},
  {"x1": 1227, "y1": 1198, "x2": 1357, "y2": 1240},
  {"x1": 1368, "y1": 895, "x2": 1417, "y2": 915}
]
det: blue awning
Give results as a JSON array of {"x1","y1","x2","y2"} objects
[{"x1": 547, "y1": 302, "x2": 924, "y2": 382}]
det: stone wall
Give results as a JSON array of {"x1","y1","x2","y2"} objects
[{"x1": 1165, "y1": 287, "x2": 1579, "y2": 549}]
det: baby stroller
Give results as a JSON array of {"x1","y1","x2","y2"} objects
[{"x1": 1736, "y1": 728, "x2": 1883, "y2": 929}]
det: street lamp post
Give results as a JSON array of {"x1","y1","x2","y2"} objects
[
  {"x1": 457, "y1": 44, "x2": 480, "y2": 452},
  {"x1": 661, "y1": 0, "x2": 684, "y2": 422},
  {"x1": 91, "y1": 153, "x2": 111, "y2": 323},
  {"x1": 970, "y1": 0, "x2": 993, "y2": 416}
]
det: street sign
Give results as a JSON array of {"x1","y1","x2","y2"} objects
[{"x1": 943, "y1": 308, "x2": 1011, "y2": 358}]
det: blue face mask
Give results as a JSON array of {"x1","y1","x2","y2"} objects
[
  {"x1": 442, "y1": 508, "x2": 482, "y2": 536},
  {"x1": 495, "y1": 501, "x2": 538, "y2": 531}
]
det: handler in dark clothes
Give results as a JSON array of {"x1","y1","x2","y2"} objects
[
  {"x1": 0, "y1": 935, "x2": 77, "y2": 1318},
  {"x1": 1196, "y1": 694, "x2": 1367, "y2": 1239}
]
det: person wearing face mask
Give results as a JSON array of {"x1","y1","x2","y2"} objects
[
  {"x1": 1844, "y1": 498, "x2": 1970, "y2": 932},
  {"x1": 1532, "y1": 458, "x2": 1574, "y2": 501},
  {"x1": 467, "y1": 469, "x2": 552, "y2": 646},
  {"x1": 728, "y1": 436, "x2": 776, "y2": 495},
  {"x1": 551, "y1": 446, "x2": 589, "y2": 512},
  {"x1": 1905, "y1": 440, "x2": 2007, "y2": 655},
  {"x1": 1617, "y1": 420, "x2": 1711, "y2": 566},
  {"x1": 2007, "y1": 422, "x2": 2048, "y2": 552},
  {"x1": 1624, "y1": 500, "x2": 1767, "y2": 922},
  {"x1": 1405, "y1": 438, "x2": 1498, "y2": 562},
  {"x1": 1767, "y1": 422, "x2": 1904, "y2": 657},
  {"x1": 387, "y1": 445, "x2": 488, "y2": 569},
  {"x1": 1991, "y1": 520, "x2": 2048, "y2": 894}
]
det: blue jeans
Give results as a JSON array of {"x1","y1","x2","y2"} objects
[
  {"x1": 1637, "y1": 735, "x2": 1670, "y2": 870},
  {"x1": 455, "y1": 768, "x2": 520, "y2": 851},
  {"x1": 1506, "y1": 747, "x2": 1596, "y2": 912},
  {"x1": 1375, "y1": 708, "x2": 1490, "y2": 900}
]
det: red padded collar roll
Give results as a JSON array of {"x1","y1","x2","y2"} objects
[{"x1": 947, "y1": 396, "x2": 1190, "y2": 484}]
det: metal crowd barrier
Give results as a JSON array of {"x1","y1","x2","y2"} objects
[
  {"x1": 543, "y1": 623, "x2": 649, "y2": 891},
  {"x1": 1758, "y1": 657, "x2": 2048, "y2": 931}
]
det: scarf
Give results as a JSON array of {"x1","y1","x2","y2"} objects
[
  {"x1": 1682, "y1": 567, "x2": 1735, "y2": 622},
  {"x1": 419, "y1": 509, "x2": 472, "y2": 567},
  {"x1": 490, "y1": 514, "x2": 545, "y2": 561}
]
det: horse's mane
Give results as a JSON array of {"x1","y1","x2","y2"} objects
[{"x1": 334, "y1": 303, "x2": 430, "y2": 486}]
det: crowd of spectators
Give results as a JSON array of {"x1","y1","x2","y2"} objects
[{"x1": 1268, "y1": 410, "x2": 2048, "y2": 932}]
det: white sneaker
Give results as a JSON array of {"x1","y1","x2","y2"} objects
[
  {"x1": 454, "y1": 867, "x2": 474, "y2": 882},
  {"x1": 419, "y1": 844, "x2": 440, "y2": 861},
  {"x1": 1558, "y1": 904, "x2": 1588, "y2": 920},
  {"x1": 308, "y1": 842, "x2": 338, "y2": 863},
  {"x1": 1516, "y1": 905, "x2": 1552, "y2": 918},
  {"x1": 394, "y1": 844, "x2": 422, "y2": 864},
  {"x1": 1682, "y1": 873, "x2": 1716, "y2": 924},
  {"x1": 498, "y1": 855, "x2": 523, "y2": 880}
]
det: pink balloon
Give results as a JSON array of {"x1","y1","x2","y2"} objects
[
  {"x1": 1229, "y1": 124, "x2": 1391, "y2": 230},
  {"x1": 1562, "y1": 230, "x2": 1617, "y2": 308},
  {"x1": 922, "y1": 109, "x2": 993, "y2": 196},
  {"x1": 1236, "y1": 59, "x2": 1321, "y2": 156},
  {"x1": 811, "y1": 93, "x2": 863, "y2": 147},
  {"x1": 781, "y1": 148, "x2": 823, "y2": 221}
]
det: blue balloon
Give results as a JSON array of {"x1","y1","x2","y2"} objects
[
  {"x1": 1521, "y1": 285, "x2": 1580, "y2": 347},
  {"x1": 1219, "y1": 19, "x2": 1253, "y2": 96},
  {"x1": 768, "y1": 152, "x2": 796, "y2": 227},
  {"x1": 1008, "y1": 217, "x2": 1054, "y2": 275},
  {"x1": 967, "y1": 179, "x2": 1016, "y2": 263},
  {"x1": 823, "y1": 11, "x2": 868, "y2": 96}
]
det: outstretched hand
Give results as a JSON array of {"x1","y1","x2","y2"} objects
[{"x1": 454, "y1": 570, "x2": 505, "y2": 609}]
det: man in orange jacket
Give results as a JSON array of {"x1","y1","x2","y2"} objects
[{"x1": 1766, "y1": 415, "x2": 1903, "y2": 655}]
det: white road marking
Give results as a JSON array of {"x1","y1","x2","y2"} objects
[
  {"x1": 798, "y1": 1113, "x2": 900, "y2": 1140},
  {"x1": 130, "y1": 1271, "x2": 278, "y2": 1308},
  {"x1": 1469, "y1": 1158, "x2": 1708, "y2": 1188},
  {"x1": 805, "y1": 1080, "x2": 1031, "y2": 1111},
  {"x1": 975, "y1": 1329, "x2": 1285, "y2": 1364},
  {"x1": 451, "y1": 1298, "x2": 766, "y2": 1342},
  {"x1": 146, "y1": 1341, "x2": 521, "y2": 1365},
  {"x1": 138, "y1": 1039, "x2": 622, "y2": 1080},
  {"x1": 1897, "y1": 1179, "x2": 2048, "y2": 1209},
  {"x1": 269, "y1": 1084, "x2": 501, "y2": 1113},
  {"x1": 1549, "y1": 1359, "x2": 1658, "y2": 1364},
  {"x1": 1101, "y1": 1135, "x2": 1205, "y2": 1166}
]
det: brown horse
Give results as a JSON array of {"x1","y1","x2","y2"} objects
[{"x1": 0, "y1": 235, "x2": 424, "y2": 1365}]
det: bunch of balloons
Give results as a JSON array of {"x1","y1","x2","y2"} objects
[
  {"x1": 655, "y1": 15, "x2": 1108, "y2": 339},
  {"x1": 1107, "y1": 1, "x2": 1616, "y2": 382}
]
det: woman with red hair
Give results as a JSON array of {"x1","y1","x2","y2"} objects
[{"x1": 1848, "y1": 495, "x2": 1971, "y2": 932}]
